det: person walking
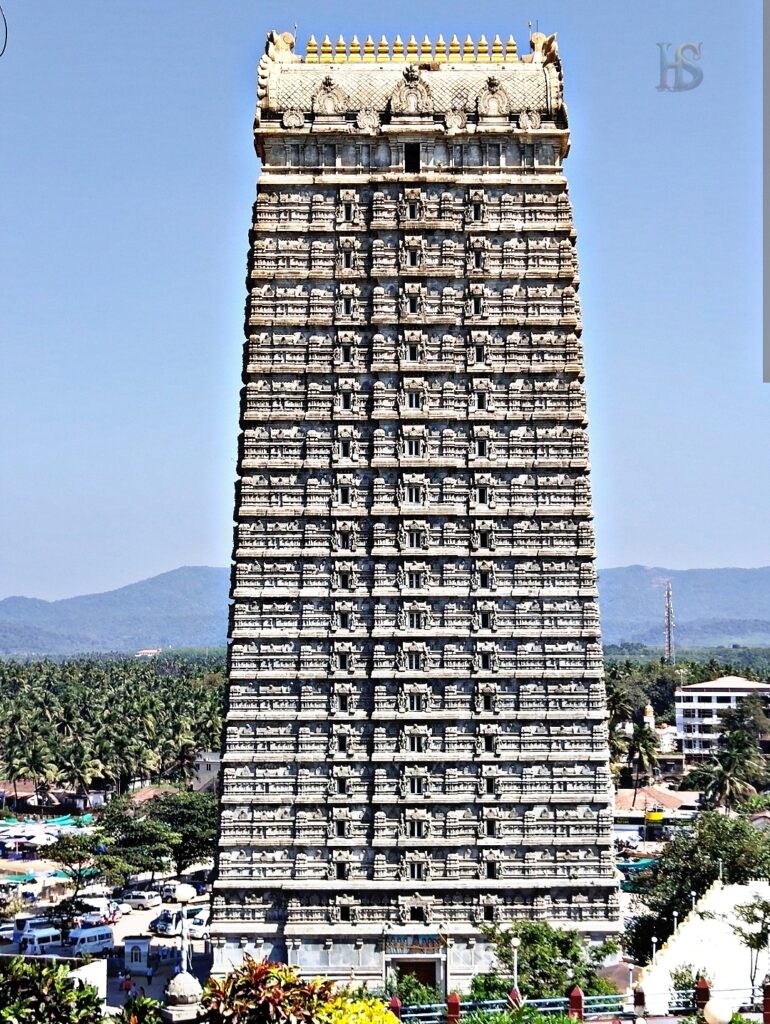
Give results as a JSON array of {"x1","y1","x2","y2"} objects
[{"x1": 145, "y1": 964, "x2": 154, "y2": 986}]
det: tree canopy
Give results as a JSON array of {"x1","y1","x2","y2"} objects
[
  {"x1": 87, "y1": 790, "x2": 218, "y2": 882},
  {"x1": 624, "y1": 813, "x2": 770, "y2": 962},
  {"x1": 46, "y1": 833, "x2": 112, "y2": 898},
  {"x1": 100, "y1": 798, "x2": 181, "y2": 883},
  {"x1": 143, "y1": 791, "x2": 217, "y2": 875},
  {"x1": 475, "y1": 922, "x2": 618, "y2": 998}
]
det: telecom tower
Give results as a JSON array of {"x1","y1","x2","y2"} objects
[{"x1": 664, "y1": 582, "x2": 675, "y2": 665}]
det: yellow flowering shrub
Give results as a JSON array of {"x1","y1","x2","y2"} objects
[
  {"x1": 203, "y1": 956, "x2": 398, "y2": 1024},
  {"x1": 322, "y1": 994, "x2": 400, "y2": 1024}
]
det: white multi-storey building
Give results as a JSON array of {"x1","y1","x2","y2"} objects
[
  {"x1": 676, "y1": 677, "x2": 770, "y2": 760},
  {"x1": 211, "y1": 27, "x2": 619, "y2": 991}
]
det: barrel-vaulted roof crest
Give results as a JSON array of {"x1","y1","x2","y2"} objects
[{"x1": 256, "y1": 28, "x2": 565, "y2": 131}]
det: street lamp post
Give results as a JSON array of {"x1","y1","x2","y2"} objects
[
  {"x1": 673, "y1": 911, "x2": 679, "y2": 932},
  {"x1": 511, "y1": 936, "x2": 521, "y2": 990},
  {"x1": 651, "y1": 936, "x2": 658, "y2": 963},
  {"x1": 691, "y1": 890, "x2": 697, "y2": 911},
  {"x1": 717, "y1": 859, "x2": 723, "y2": 882},
  {"x1": 175, "y1": 883, "x2": 198, "y2": 974}
]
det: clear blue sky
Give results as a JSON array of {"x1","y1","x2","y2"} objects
[{"x1": 0, "y1": 0, "x2": 764, "y2": 600}]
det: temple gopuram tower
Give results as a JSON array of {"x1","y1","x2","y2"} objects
[{"x1": 211, "y1": 27, "x2": 619, "y2": 991}]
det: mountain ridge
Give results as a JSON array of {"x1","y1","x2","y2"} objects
[{"x1": 3, "y1": 564, "x2": 770, "y2": 656}]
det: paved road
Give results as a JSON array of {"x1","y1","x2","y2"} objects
[{"x1": 105, "y1": 899, "x2": 211, "y2": 1014}]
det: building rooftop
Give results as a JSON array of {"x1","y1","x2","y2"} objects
[
  {"x1": 615, "y1": 786, "x2": 701, "y2": 812},
  {"x1": 676, "y1": 676, "x2": 770, "y2": 694}
]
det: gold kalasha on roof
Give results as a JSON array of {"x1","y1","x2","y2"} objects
[{"x1": 304, "y1": 32, "x2": 523, "y2": 64}]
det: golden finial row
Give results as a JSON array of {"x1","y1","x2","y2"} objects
[{"x1": 304, "y1": 33, "x2": 517, "y2": 64}]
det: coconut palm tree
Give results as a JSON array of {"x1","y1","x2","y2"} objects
[
  {"x1": 0, "y1": 737, "x2": 29, "y2": 809},
  {"x1": 58, "y1": 742, "x2": 107, "y2": 808},
  {"x1": 605, "y1": 678, "x2": 635, "y2": 764},
  {"x1": 698, "y1": 730, "x2": 766, "y2": 811},
  {"x1": 13, "y1": 739, "x2": 62, "y2": 806},
  {"x1": 627, "y1": 723, "x2": 660, "y2": 807},
  {"x1": 606, "y1": 678, "x2": 636, "y2": 731},
  {"x1": 700, "y1": 753, "x2": 758, "y2": 812}
]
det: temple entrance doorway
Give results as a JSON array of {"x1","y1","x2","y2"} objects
[{"x1": 393, "y1": 958, "x2": 437, "y2": 990}]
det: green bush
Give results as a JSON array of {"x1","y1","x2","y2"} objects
[
  {"x1": 108, "y1": 996, "x2": 164, "y2": 1024},
  {"x1": 463, "y1": 1009, "x2": 579, "y2": 1024},
  {"x1": 0, "y1": 956, "x2": 102, "y2": 1023},
  {"x1": 669, "y1": 964, "x2": 709, "y2": 990},
  {"x1": 463, "y1": 1012, "x2": 514, "y2": 1024},
  {"x1": 390, "y1": 971, "x2": 441, "y2": 1006},
  {"x1": 474, "y1": 922, "x2": 618, "y2": 998},
  {"x1": 469, "y1": 971, "x2": 512, "y2": 1001}
]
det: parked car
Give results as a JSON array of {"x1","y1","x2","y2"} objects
[
  {"x1": 160, "y1": 882, "x2": 180, "y2": 902},
  {"x1": 121, "y1": 891, "x2": 161, "y2": 910},
  {"x1": 154, "y1": 907, "x2": 205, "y2": 937},
  {"x1": 150, "y1": 909, "x2": 174, "y2": 935},
  {"x1": 81, "y1": 912, "x2": 105, "y2": 928},
  {"x1": 0, "y1": 923, "x2": 15, "y2": 945}
]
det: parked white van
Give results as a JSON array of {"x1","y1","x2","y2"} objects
[
  {"x1": 122, "y1": 890, "x2": 161, "y2": 910},
  {"x1": 64, "y1": 926, "x2": 114, "y2": 956},
  {"x1": 19, "y1": 927, "x2": 62, "y2": 953},
  {"x1": 187, "y1": 909, "x2": 209, "y2": 939}
]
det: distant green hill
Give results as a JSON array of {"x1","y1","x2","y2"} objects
[
  {"x1": 598, "y1": 565, "x2": 770, "y2": 646},
  {"x1": 1, "y1": 563, "x2": 770, "y2": 656},
  {"x1": 0, "y1": 566, "x2": 229, "y2": 656}
]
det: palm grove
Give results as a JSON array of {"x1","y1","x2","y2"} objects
[{"x1": 0, "y1": 654, "x2": 223, "y2": 804}]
